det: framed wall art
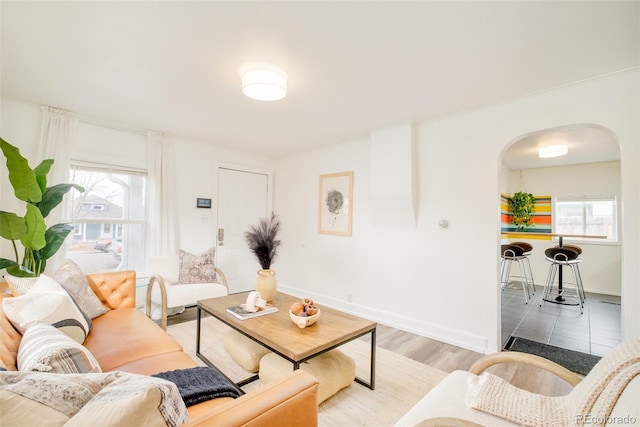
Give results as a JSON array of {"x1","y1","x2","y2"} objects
[{"x1": 318, "y1": 171, "x2": 353, "y2": 236}]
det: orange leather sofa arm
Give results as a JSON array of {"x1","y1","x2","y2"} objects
[{"x1": 184, "y1": 370, "x2": 319, "y2": 427}]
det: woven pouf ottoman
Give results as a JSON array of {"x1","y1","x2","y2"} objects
[
  {"x1": 259, "y1": 348, "x2": 355, "y2": 403},
  {"x1": 223, "y1": 329, "x2": 271, "y2": 372}
]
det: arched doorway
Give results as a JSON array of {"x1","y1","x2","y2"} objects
[{"x1": 499, "y1": 123, "x2": 622, "y2": 356}]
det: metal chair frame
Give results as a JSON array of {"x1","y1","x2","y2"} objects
[
  {"x1": 541, "y1": 252, "x2": 585, "y2": 313},
  {"x1": 500, "y1": 248, "x2": 533, "y2": 303},
  {"x1": 509, "y1": 242, "x2": 536, "y2": 296}
]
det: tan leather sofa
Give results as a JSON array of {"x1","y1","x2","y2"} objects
[{"x1": 1, "y1": 270, "x2": 319, "y2": 427}]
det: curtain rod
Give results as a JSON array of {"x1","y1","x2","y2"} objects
[
  {"x1": 78, "y1": 115, "x2": 149, "y2": 137},
  {"x1": 3, "y1": 96, "x2": 150, "y2": 137}
]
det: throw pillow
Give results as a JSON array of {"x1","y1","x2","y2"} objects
[
  {"x1": 2, "y1": 274, "x2": 91, "y2": 344},
  {"x1": 0, "y1": 371, "x2": 92, "y2": 425},
  {"x1": 179, "y1": 247, "x2": 217, "y2": 284},
  {"x1": 3, "y1": 274, "x2": 39, "y2": 296},
  {"x1": 17, "y1": 322, "x2": 101, "y2": 374},
  {"x1": 0, "y1": 371, "x2": 188, "y2": 427},
  {"x1": 53, "y1": 259, "x2": 108, "y2": 319}
]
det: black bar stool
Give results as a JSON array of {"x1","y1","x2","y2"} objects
[
  {"x1": 540, "y1": 246, "x2": 585, "y2": 313},
  {"x1": 557, "y1": 243, "x2": 583, "y2": 256},
  {"x1": 500, "y1": 244, "x2": 532, "y2": 303}
]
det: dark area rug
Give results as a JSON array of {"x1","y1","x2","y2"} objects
[{"x1": 504, "y1": 336, "x2": 601, "y2": 375}]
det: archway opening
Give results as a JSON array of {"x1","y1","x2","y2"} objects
[{"x1": 498, "y1": 123, "x2": 621, "y2": 356}]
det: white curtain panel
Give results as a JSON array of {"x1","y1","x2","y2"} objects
[
  {"x1": 146, "y1": 131, "x2": 178, "y2": 261},
  {"x1": 38, "y1": 106, "x2": 78, "y2": 273},
  {"x1": 38, "y1": 106, "x2": 77, "y2": 185}
]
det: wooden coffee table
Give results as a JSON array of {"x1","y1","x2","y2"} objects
[{"x1": 196, "y1": 291, "x2": 377, "y2": 389}]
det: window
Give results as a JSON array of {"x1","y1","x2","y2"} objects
[
  {"x1": 553, "y1": 194, "x2": 618, "y2": 242},
  {"x1": 66, "y1": 163, "x2": 147, "y2": 274}
]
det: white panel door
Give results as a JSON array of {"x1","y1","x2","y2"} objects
[{"x1": 216, "y1": 168, "x2": 269, "y2": 294}]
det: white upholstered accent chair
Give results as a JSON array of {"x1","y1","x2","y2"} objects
[
  {"x1": 146, "y1": 255, "x2": 228, "y2": 330},
  {"x1": 395, "y1": 339, "x2": 640, "y2": 427}
]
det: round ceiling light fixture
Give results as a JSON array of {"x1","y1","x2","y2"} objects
[{"x1": 242, "y1": 67, "x2": 287, "y2": 101}]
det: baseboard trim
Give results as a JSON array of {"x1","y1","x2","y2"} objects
[{"x1": 279, "y1": 284, "x2": 489, "y2": 354}]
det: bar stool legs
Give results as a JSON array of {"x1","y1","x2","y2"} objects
[
  {"x1": 511, "y1": 242, "x2": 535, "y2": 297},
  {"x1": 540, "y1": 247, "x2": 585, "y2": 314},
  {"x1": 564, "y1": 258, "x2": 586, "y2": 306},
  {"x1": 500, "y1": 245, "x2": 532, "y2": 304}
]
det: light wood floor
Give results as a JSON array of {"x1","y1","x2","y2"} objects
[
  {"x1": 370, "y1": 323, "x2": 574, "y2": 396},
  {"x1": 168, "y1": 307, "x2": 574, "y2": 396}
]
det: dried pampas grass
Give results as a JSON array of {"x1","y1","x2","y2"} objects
[{"x1": 244, "y1": 213, "x2": 281, "y2": 269}]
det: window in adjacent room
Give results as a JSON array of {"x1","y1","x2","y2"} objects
[
  {"x1": 66, "y1": 163, "x2": 147, "y2": 274},
  {"x1": 553, "y1": 194, "x2": 618, "y2": 243}
]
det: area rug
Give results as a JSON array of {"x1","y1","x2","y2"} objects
[
  {"x1": 504, "y1": 336, "x2": 601, "y2": 376},
  {"x1": 167, "y1": 317, "x2": 447, "y2": 426}
]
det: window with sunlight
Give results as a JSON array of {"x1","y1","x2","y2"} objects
[
  {"x1": 554, "y1": 195, "x2": 618, "y2": 243},
  {"x1": 65, "y1": 164, "x2": 146, "y2": 274}
]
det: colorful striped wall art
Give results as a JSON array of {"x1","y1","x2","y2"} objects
[{"x1": 501, "y1": 194, "x2": 552, "y2": 239}]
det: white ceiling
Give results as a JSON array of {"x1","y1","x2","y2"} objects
[
  {"x1": 1, "y1": 1, "x2": 638, "y2": 161},
  {"x1": 502, "y1": 124, "x2": 622, "y2": 170}
]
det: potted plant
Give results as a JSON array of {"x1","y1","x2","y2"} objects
[
  {"x1": 244, "y1": 213, "x2": 281, "y2": 301},
  {"x1": 0, "y1": 138, "x2": 84, "y2": 277},
  {"x1": 507, "y1": 191, "x2": 536, "y2": 231}
]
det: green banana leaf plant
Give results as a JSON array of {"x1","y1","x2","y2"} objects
[{"x1": 0, "y1": 137, "x2": 84, "y2": 277}]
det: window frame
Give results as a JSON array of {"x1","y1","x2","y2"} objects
[
  {"x1": 552, "y1": 193, "x2": 619, "y2": 244},
  {"x1": 66, "y1": 161, "x2": 148, "y2": 274}
]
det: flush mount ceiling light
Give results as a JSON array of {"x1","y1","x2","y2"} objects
[
  {"x1": 538, "y1": 144, "x2": 568, "y2": 158},
  {"x1": 242, "y1": 68, "x2": 287, "y2": 101}
]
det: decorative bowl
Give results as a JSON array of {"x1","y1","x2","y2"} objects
[{"x1": 289, "y1": 308, "x2": 321, "y2": 328}]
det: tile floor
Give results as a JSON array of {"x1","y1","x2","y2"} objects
[{"x1": 501, "y1": 284, "x2": 622, "y2": 357}]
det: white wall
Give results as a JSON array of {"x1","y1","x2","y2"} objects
[
  {"x1": 506, "y1": 161, "x2": 622, "y2": 296},
  {"x1": 75, "y1": 122, "x2": 147, "y2": 170},
  {"x1": 3, "y1": 70, "x2": 638, "y2": 354},
  {"x1": 171, "y1": 135, "x2": 275, "y2": 255},
  {"x1": 0, "y1": 99, "x2": 42, "y2": 264},
  {"x1": 0, "y1": 98, "x2": 275, "y2": 276},
  {"x1": 274, "y1": 70, "x2": 640, "y2": 354}
]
